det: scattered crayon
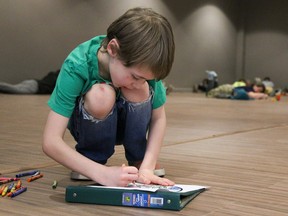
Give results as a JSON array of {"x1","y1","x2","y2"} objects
[
  {"x1": 10, "y1": 184, "x2": 17, "y2": 193},
  {"x1": 0, "y1": 180, "x2": 9, "y2": 185},
  {"x1": 7, "y1": 182, "x2": 14, "y2": 193},
  {"x1": 27, "y1": 173, "x2": 43, "y2": 182},
  {"x1": 15, "y1": 170, "x2": 39, "y2": 178},
  {"x1": 16, "y1": 180, "x2": 22, "y2": 189},
  {"x1": 7, "y1": 186, "x2": 23, "y2": 197},
  {"x1": 31, "y1": 171, "x2": 40, "y2": 176},
  {"x1": 0, "y1": 178, "x2": 19, "y2": 185},
  {"x1": 1, "y1": 185, "x2": 8, "y2": 197},
  {"x1": 0, "y1": 177, "x2": 12, "y2": 180},
  {"x1": 0, "y1": 171, "x2": 44, "y2": 198},
  {"x1": 7, "y1": 187, "x2": 24, "y2": 197},
  {"x1": 10, "y1": 187, "x2": 27, "y2": 198},
  {"x1": 6, "y1": 191, "x2": 13, "y2": 197},
  {"x1": 52, "y1": 180, "x2": 58, "y2": 189},
  {"x1": 0, "y1": 185, "x2": 5, "y2": 194}
]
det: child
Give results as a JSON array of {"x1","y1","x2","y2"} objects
[
  {"x1": 232, "y1": 83, "x2": 268, "y2": 100},
  {"x1": 42, "y1": 7, "x2": 175, "y2": 187}
]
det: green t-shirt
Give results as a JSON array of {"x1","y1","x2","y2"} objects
[{"x1": 48, "y1": 35, "x2": 166, "y2": 118}]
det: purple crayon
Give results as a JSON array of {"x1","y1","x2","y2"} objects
[
  {"x1": 10, "y1": 187, "x2": 27, "y2": 198},
  {"x1": 7, "y1": 182, "x2": 14, "y2": 192},
  {"x1": 15, "y1": 170, "x2": 39, "y2": 178}
]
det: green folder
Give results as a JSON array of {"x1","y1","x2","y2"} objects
[{"x1": 65, "y1": 184, "x2": 207, "y2": 211}]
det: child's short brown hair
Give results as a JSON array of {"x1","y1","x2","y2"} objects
[{"x1": 102, "y1": 7, "x2": 175, "y2": 80}]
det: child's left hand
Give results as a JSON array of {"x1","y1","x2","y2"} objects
[{"x1": 137, "y1": 169, "x2": 175, "y2": 186}]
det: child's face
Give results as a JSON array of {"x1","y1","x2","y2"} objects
[
  {"x1": 106, "y1": 38, "x2": 155, "y2": 89},
  {"x1": 253, "y1": 85, "x2": 264, "y2": 93},
  {"x1": 109, "y1": 57, "x2": 155, "y2": 89}
]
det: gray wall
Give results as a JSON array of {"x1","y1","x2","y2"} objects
[
  {"x1": 239, "y1": 0, "x2": 288, "y2": 88},
  {"x1": 0, "y1": 0, "x2": 287, "y2": 90}
]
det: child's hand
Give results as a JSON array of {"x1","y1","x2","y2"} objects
[
  {"x1": 137, "y1": 169, "x2": 175, "y2": 186},
  {"x1": 103, "y1": 165, "x2": 138, "y2": 187}
]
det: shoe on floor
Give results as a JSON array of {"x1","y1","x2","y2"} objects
[
  {"x1": 153, "y1": 168, "x2": 165, "y2": 177},
  {"x1": 70, "y1": 171, "x2": 90, "y2": 180},
  {"x1": 128, "y1": 161, "x2": 166, "y2": 177}
]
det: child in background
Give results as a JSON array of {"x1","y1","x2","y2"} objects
[
  {"x1": 262, "y1": 77, "x2": 275, "y2": 95},
  {"x1": 207, "y1": 82, "x2": 268, "y2": 100},
  {"x1": 232, "y1": 83, "x2": 268, "y2": 100},
  {"x1": 42, "y1": 7, "x2": 175, "y2": 187}
]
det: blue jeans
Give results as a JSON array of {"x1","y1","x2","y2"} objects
[
  {"x1": 68, "y1": 89, "x2": 153, "y2": 165},
  {"x1": 232, "y1": 89, "x2": 250, "y2": 100}
]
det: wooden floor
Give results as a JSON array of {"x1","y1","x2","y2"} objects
[{"x1": 0, "y1": 92, "x2": 288, "y2": 215}]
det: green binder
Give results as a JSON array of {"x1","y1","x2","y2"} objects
[{"x1": 65, "y1": 184, "x2": 207, "y2": 211}]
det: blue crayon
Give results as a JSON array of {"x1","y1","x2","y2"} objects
[
  {"x1": 7, "y1": 182, "x2": 14, "y2": 192},
  {"x1": 10, "y1": 187, "x2": 27, "y2": 198},
  {"x1": 15, "y1": 170, "x2": 39, "y2": 178}
]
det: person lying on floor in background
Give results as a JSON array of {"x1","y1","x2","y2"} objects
[
  {"x1": 0, "y1": 70, "x2": 60, "y2": 94},
  {"x1": 207, "y1": 82, "x2": 268, "y2": 100},
  {"x1": 232, "y1": 83, "x2": 268, "y2": 100},
  {"x1": 262, "y1": 76, "x2": 275, "y2": 96},
  {"x1": 193, "y1": 71, "x2": 218, "y2": 93},
  {"x1": 232, "y1": 78, "x2": 248, "y2": 88}
]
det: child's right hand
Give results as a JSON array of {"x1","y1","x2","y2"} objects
[{"x1": 101, "y1": 165, "x2": 138, "y2": 187}]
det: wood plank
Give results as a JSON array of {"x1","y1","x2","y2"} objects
[{"x1": 0, "y1": 92, "x2": 288, "y2": 215}]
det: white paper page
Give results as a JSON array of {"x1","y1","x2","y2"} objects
[{"x1": 88, "y1": 183, "x2": 208, "y2": 193}]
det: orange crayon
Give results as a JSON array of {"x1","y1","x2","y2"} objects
[
  {"x1": 27, "y1": 173, "x2": 43, "y2": 182},
  {"x1": 16, "y1": 180, "x2": 22, "y2": 189},
  {"x1": 6, "y1": 191, "x2": 13, "y2": 197},
  {"x1": 0, "y1": 185, "x2": 6, "y2": 194}
]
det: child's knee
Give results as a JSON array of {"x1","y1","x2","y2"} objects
[
  {"x1": 121, "y1": 82, "x2": 150, "y2": 102},
  {"x1": 84, "y1": 83, "x2": 116, "y2": 119}
]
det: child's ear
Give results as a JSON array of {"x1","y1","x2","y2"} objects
[{"x1": 107, "y1": 38, "x2": 119, "y2": 57}]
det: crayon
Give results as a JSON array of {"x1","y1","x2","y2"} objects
[
  {"x1": 1, "y1": 185, "x2": 8, "y2": 197},
  {"x1": 10, "y1": 187, "x2": 27, "y2": 198},
  {"x1": 6, "y1": 191, "x2": 13, "y2": 197},
  {"x1": 32, "y1": 171, "x2": 40, "y2": 176},
  {"x1": 10, "y1": 184, "x2": 17, "y2": 193},
  {"x1": 52, "y1": 180, "x2": 58, "y2": 189},
  {"x1": 0, "y1": 185, "x2": 6, "y2": 194},
  {"x1": 7, "y1": 186, "x2": 24, "y2": 197},
  {"x1": 7, "y1": 182, "x2": 14, "y2": 193},
  {"x1": 6, "y1": 185, "x2": 23, "y2": 197},
  {"x1": 0, "y1": 180, "x2": 8, "y2": 185},
  {"x1": 16, "y1": 180, "x2": 22, "y2": 189},
  {"x1": 0, "y1": 178, "x2": 20, "y2": 185},
  {"x1": 27, "y1": 173, "x2": 43, "y2": 182},
  {"x1": 0, "y1": 177, "x2": 12, "y2": 180},
  {"x1": 15, "y1": 170, "x2": 39, "y2": 178}
]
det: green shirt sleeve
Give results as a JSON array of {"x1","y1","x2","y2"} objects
[
  {"x1": 48, "y1": 61, "x2": 87, "y2": 118},
  {"x1": 149, "y1": 80, "x2": 166, "y2": 109},
  {"x1": 48, "y1": 36, "x2": 104, "y2": 118}
]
